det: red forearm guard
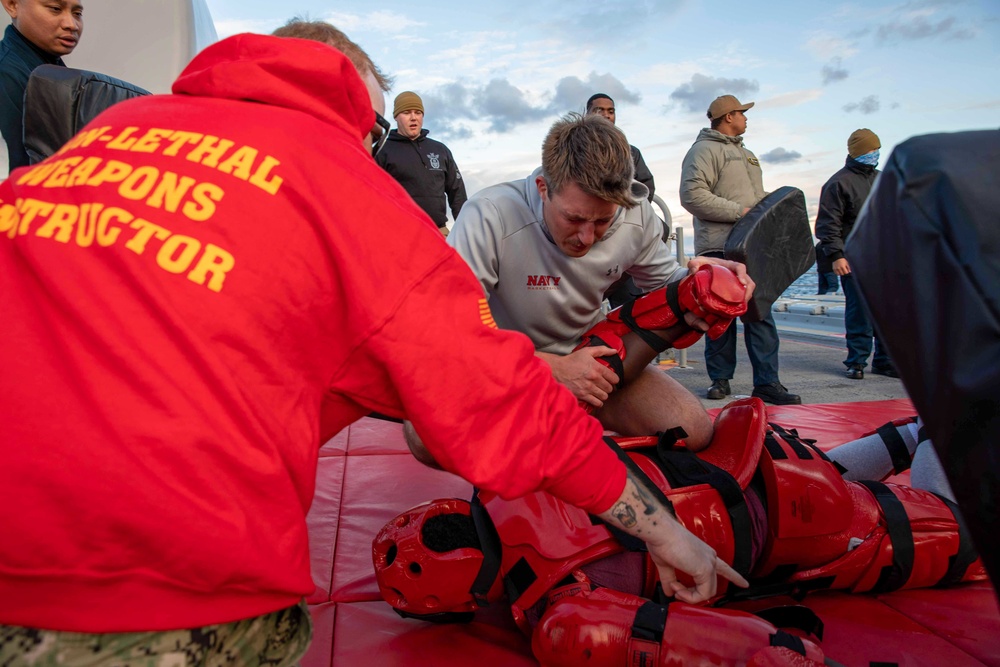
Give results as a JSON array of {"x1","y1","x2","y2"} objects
[
  {"x1": 531, "y1": 587, "x2": 825, "y2": 667},
  {"x1": 577, "y1": 265, "x2": 747, "y2": 364}
]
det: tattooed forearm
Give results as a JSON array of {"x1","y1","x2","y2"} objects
[
  {"x1": 611, "y1": 501, "x2": 637, "y2": 528},
  {"x1": 630, "y1": 479, "x2": 659, "y2": 515}
]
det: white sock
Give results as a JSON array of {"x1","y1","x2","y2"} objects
[{"x1": 828, "y1": 420, "x2": 919, "y2": 481}]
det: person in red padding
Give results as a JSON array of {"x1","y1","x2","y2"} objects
[
  {"x1": 0, "y1": 19, "x2": 749, "y2": 667},
  {"x1": 375, "y1": 394, "x2": 984, "y2": 666}
]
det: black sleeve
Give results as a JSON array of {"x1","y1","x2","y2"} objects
[
  {"x1": 631, "y1": 145, "x2": 655, "y2": 202},
  {"x1": 444, "y1": 147, "x2": 468, "y2": 219},
  {"x1": 815, "y1": 180, "x2": 847, "y2": 261},
  {"x1": 0, "y1": 69, "x2": 29, "y2": 171}
]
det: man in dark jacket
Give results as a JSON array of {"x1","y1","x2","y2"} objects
[
  {"x1": 586, "y1": 92, "x2": 660, "y2": 308},
  {"x1": 0, "y1": 0, "x2": 83, "y2": 173},
  {"x1": 376, "y1": 90, "x2": 467, "y2": 235},
  {"x1": 586, "y1": 93, "x2": 655, "y2": 201},
  {"x1": 816, "y1": 128, "x2": 895, "y2": 380}
]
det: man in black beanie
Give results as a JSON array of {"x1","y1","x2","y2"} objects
[{"x1": 377, "y1": 90, "x2": 467, "y2": 236}]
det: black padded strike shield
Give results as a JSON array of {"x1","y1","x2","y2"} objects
[
  {"x1": 23, "y1": 64, "x2": 151, "y2": 165},
  {"x1": 724, "y1": 186, "x2": 814, "y2": 321},
  {"x1": 847, "y1": 130, "x2": 1000, "y2": 588}
]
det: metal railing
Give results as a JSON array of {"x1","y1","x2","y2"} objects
[{"x1": 651, "y1": 196, "x2": 691, "y2": 369}]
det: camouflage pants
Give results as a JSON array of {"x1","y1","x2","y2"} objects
[{"x1": 0, "y1": 601, "x2": 312, "y2": 667}]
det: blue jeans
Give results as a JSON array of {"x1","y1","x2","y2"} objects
[
  {"x1": 842, "y1": 273, "x2": 890, "y2": 369},
  {"x1": 817, "y1": 271, "x2": 839, "y2": 294},
  {"x1": 705, "y1": 310, "x2": 781, "y2": 386},
  {"x1": 702, "y1": 252, "x2": 780, "y2": 386}
]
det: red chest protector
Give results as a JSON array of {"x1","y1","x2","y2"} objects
[{"x1": 480, "y1": 399, "x2": 768, "y2": 627}]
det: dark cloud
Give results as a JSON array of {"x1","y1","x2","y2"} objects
[
  {"x1": 759, "y1": 148, "x2": 803, "y2": 164},
  {"x1": 877, "y1": 13, "x2": 975, "y2": 41},
  {"x1": 843, "y1": 95, "x2": 881, "y2": 114},
  {"x1": 551, "y1": 72, "x2": 641, "y2": 113},
  {"x1": 474, "y1": 79, "x2": 551, "y2": 132},
  {"x1": 417, "y1": 73, "x2": 640, "y2": 140},
  {"x1": 821, "y1": 58, "x2": 849, "y2": 85},
  {"x1": 668, "y1": 74, "x2": 760, "y2": 115}
]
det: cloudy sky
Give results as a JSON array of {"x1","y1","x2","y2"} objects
[{"x1": 206, "y1": 0, "x2": 997, "y2": 242}]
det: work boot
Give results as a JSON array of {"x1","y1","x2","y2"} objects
[
  {"x1": 870, "y1": 365, "x2": 900, "y2": 378},
  {"x1": 845, "y1": 365, "x2": 865, "y2": 380},
  {"x1": 706, "y1": 379, "x2": 731, "y2": 400},
  {"x1": 752, "y1": 382, "x2": 802, "y2": 405}
]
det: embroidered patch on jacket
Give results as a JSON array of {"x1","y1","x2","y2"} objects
[
  {"x1": 747, "y1": 156, "x2": 760, "y2": 166},
  {"x1": 427, "y1": 153, "x2": 441, "y2": 169}
]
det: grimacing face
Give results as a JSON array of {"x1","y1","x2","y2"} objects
[
  {"x1": 536, "y1": 176, "x2": 619, "y2": 258},
  {"x1": 395, "y1": 109, "x2": 424, "y2": 140},
  {"x1": 3, "y1": 0, "x2": 83, "y2": 57},
  {"x1": 587, "y1": 97, "x2": 616, "y2": 124}
]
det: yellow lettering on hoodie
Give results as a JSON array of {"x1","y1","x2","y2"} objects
[
  {"x1": 106, "y1": 127, "x2": 141, "y2": 150},
  {"x1": 34, "y1": 203, "x2": 79, "y2": 243},
  {"x1": 248, "y1": 155, "x2": 283, "y2": 196}
]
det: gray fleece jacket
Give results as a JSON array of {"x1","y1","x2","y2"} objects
[{"x1": 679, "y1": 128, "x2": 766, "y2": 255}]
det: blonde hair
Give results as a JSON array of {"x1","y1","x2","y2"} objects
[
  {"x1": 541, "y1": 113, "x2": 636, "y2": 208},
  {"x1": 272, "y1": 18, "x2": 393, "y2": 92}
]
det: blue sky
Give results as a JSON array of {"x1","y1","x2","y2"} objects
[{"x1": 205, "y1": 0, "x2": 998, "y2": 239}]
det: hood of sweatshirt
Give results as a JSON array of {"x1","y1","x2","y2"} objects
[
  {"x1": 172, "y1": 33, "x2": 374, "y2": 144},
  {"x1": 695, "y1": 127, "x2": 746, "y2": 146}
]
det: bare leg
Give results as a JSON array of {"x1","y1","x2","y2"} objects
[{"x1": 595, "y1": 366, "x2": 713, "y2": 450}]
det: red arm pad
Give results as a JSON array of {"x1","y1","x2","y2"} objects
[
  {"x1": 531, "y1": 587, "x2": 826, "y2": 666},
  {"x1": 575, "y1": 264, "x2": 748, "y2": 359}
]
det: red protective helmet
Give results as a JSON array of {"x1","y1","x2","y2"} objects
[{"x1": 372, "y1": 498, "x2": 503, "y2": 620}]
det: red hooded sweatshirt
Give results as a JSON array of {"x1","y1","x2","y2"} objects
[{"x1": 0, "y1": 34, "x2": 625, "y2": 632}]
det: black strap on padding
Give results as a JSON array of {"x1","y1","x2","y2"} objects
[
  {"x1": 769, "y1": 423, "x2": 813, "y2": 460},
  {"x1": 581, "y1": 333, "x2": 625, "y2": 383},
  {"x1": 763, "y1": 432, "x2": 788, "y2": 460},
  {"x1": 753, "y1": 605, "x2": 824, "y2": 641},
  {"x1": 468, "y1": 489, "x2": 504, "y2": 607},
  {"x1": 653, "y1": 445, "x2": 753, "y2": 578},
  {"x1": 769, "y1": 630, "x2": 806, "y2": 656},
  {"x1": 934, "y1": 494, "x2": 979, "y2": 587},
  {"x1": 502, "y1": 556, "x2": 537, "y2": 604},
  {"x1": 631, "y1": 600, "x2": 668, "y2": 643},
  {"x1": 618, "y1": 283, "x2": 680, "y2": 354},
  {"x1": 720, "y1": 572, "x2": 836, "y2": 603},
  {"x1": 875, "y1": 422, "x2": 913, "y2": 474},
  {"x1": 856, "y1": 480, "x2": 914, "y2": 593}
]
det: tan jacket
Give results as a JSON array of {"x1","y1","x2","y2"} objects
[{"x1": 680, "y1": 128, "x2": 766, "y2": 255}]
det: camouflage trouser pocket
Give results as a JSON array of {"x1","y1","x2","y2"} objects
[{"x1": 0, "y1": 600, "x2": 313, "y2": 667}]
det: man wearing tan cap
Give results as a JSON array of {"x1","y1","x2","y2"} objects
[
  {"x1": 680, "y1": 94, "x2": 801, "y2": 406},
  {"x1": 816, "y1": 128, "x2": 894, "y2": 380},
  {"x1": 376, "y1": 90, "x2": 467, "y2": 235}
]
